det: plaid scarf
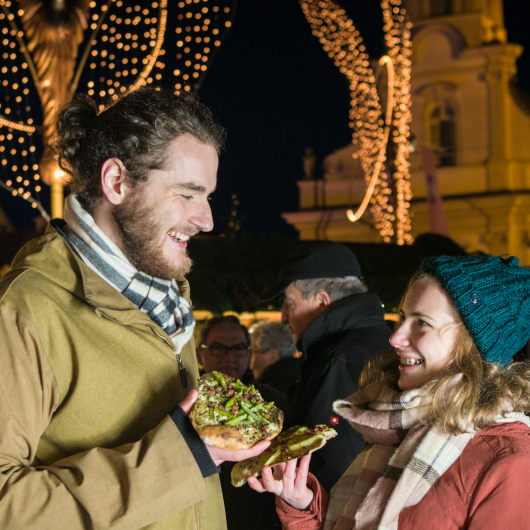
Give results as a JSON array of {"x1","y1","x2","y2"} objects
[
  {"x1": 62, "y1": 195, "x2": 195, "y2": 358},
  {"x1": 324, "y1": 382, "x2": 530, "y2": 530}
]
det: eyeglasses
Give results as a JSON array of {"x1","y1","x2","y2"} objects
[{"x1": 200, "y1": 342, "x2": 250, "y2": 358}]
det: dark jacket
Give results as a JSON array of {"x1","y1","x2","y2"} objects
[
  {"x1": 290, "y1": 292, "x2": 392, "y2": 492},
  {"x1": 259, "y1": 357, "x2": 302, "y2": 400}
]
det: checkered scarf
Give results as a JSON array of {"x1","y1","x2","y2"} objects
[
  {"x1": 62, "y1": 195, "x2": 195, "y2": 355},
  {"x1": 323, "y1": 382, "x2": 530, "y2": 530}
]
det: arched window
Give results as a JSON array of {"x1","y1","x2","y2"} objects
[
  {"x1": 429, "y1": 105, "x2": 456, "y2": 166},
  {"x1": 430, "y1": 0, "x2": 452, "y2": 16}
]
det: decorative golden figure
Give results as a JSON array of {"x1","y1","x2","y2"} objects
[{"x1": 18, "y1": 0, "x2": 90, "y2": 216}]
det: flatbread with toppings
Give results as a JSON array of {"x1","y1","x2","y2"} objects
[
  {"x1": 231, "y1": 424, "x2": 338, "y2": 487},
  {"x1": 189, "y1": 371, "x2": 284, "y2": 450}
]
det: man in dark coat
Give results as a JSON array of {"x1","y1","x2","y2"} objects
[{"x1": 262, "y1": 241, "x2": 392, "y2": 492}]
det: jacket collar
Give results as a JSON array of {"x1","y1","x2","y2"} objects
[
  {"x1": 479, "y1": 420, "x2": 530, "y2": 442},
  {"x1": 10, "y1": 221, "x2": 191, "y2": 329},
  {"x1": 297, "y1": 292, "x2": 386, "y2": 353}
]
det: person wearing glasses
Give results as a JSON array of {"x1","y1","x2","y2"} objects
[
  {"x1": 196, "y1": 315, "x2": 289, "y2": 407},
  {"x1": 197, "y1": 315, "x2": 288, "y2": 529},
  {"x1": 197, "y1": 315, "x2": 252, "y2": 381}
]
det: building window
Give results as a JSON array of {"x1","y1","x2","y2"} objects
[
  {"x1": 430, "y1": 0, "x2": 452, "y2": 16},
  {"x1": 429, "y1": 105, "x2": 456, "y2": 166}
]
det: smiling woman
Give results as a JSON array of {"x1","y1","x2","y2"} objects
[
  {"x1": 249, "y1": 255, "x2": 530, "y2": 530},
  {"x1": 391, "y1": 278, "x2": 460, "y2": 391}
]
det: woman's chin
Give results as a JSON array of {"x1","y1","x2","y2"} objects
[{"x1": 398, "y1": 374, "x2": 422, "y2": 391}]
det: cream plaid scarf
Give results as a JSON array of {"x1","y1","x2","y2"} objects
[
  {"x1": 61, "y1": 195, "x2": 195, "y2": 361},
  {"x1": 324, "y1": 382, "x2": 530, "y2": 530}
]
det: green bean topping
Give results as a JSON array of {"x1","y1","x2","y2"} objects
[
  {"x1": 225, "y1": 413, "x2": 248, "y2": 425},
  {"x1": 214, "y1": 407, "x2": 235, "y2": 419},
  {"x1": 213, "y1": 371, "x2": 227, "y2": 390}
]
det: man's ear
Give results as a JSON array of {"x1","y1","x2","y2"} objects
[
  {"x1": 100, "y1": 158, "x2": 130, "y2": 206},
  {"x1": 269, "y1": 348, "x2": 280, "y2": 363},
  {"x1": 315, "y1": 291, "x2": 332, "y2": 313}
]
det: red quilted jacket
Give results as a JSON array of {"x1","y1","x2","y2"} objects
[{"x1": 276, "y1": 421, "x2": 530, "y2": 529}]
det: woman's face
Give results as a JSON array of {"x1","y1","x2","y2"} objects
[{"x1": 390, "y1": 279, "x2": 460, "y2": 391}]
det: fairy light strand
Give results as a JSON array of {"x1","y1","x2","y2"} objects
[
  {"x1": 0, "y1": 0, "x2": 42, "y2": 214},
  {"x1": 0, "y1": 0, "x2": 235, "y2": 216},
  {"x1": 300, "y1": 0, "x2": 413, "y2": 244}
]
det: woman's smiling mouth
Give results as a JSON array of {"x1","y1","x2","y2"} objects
[{"x1": 399, "y1": 357, "x2": 424, "y2": 366}]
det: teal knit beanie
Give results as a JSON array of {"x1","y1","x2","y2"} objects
[{"x1": 420, "y1": 255, "x2": 530, "y2": 368}]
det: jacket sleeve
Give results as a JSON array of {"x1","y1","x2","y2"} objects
[
  {"x1": 468, "y1": 449, "x2": 530, "y2": 529},
  {"x1": 275, "y1": 473, "x2": 329, "y2": 530},
  {"x1": 0, "y1": 307, "x2": 208, "y2": 529}
]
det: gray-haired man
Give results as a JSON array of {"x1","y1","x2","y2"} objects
[
  {"x1": 262, "y1": 241, "x2": 391, "y2": 492},
  {"x1": 250, "y1": 321, "x2": 301, "y2": 399}
]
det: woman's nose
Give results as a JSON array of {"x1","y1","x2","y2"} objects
[{"x1": 389, "y1": 324, "x2": 410, "y2": 349}]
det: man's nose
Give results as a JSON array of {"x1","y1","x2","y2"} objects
[
  {"x1": 223, "y1": 346, "x2": 236, "y2": 359},
  {"x1": 281, "y1": 304, "x2": 289, "y2": 325},
  {"x1": 190, "y1": 202, "x2": 214, "y2": 233}
]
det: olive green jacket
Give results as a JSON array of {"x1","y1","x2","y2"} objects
[{"x1": 0, "y1": 225, "x2": 226, "y2": 530}]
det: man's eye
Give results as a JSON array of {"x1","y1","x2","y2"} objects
[
  {"x1": 181, "y1": 195, "x2": 193, "y2": 200},
  {"x1": 418, "y1": 319, "x2": 429, "y2": 327}
]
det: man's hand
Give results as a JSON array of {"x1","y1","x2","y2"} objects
[
  {"x1": 179, "y1": 389, "x2": 200, "y2": 415},
  {"x1": 180, "y1": 390, "x2": 271, "y2": 466},
  {"x1": 247, "y1": 455, "x2": 314, "y2": 510}
]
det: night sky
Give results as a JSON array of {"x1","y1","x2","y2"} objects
[{"x1": 2, "y1": 1, "x2": 530, "y2": 235}]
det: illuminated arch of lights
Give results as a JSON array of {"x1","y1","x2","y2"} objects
[
  {"x1": 300, "y1": 0, "x2": 413, "y2": 245},
  {"x1": 0, "y1": 0, "x2": 235, "y2": 218}
]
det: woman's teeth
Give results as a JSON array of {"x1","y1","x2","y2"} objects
[
  {"x1": 399, "y1": 358, "x2": 424, "y2": 366},
  {"x1": 169, "y1": 232, "x2": 190, "y2": 242}
]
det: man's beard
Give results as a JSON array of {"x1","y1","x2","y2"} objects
[{"x1": 112, "y1": 189, "x2": 193, "y2": 279}]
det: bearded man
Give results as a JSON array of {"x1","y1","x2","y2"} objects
[{"x1": 0, "y1": 88, "x2": 268, "y2": 530}]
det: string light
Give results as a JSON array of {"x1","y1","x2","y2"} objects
[
  {"x1": 0, "y1": 0, "x2": 43, "y2": 215},
  {"x1": 172, "y1": 0, "x2": 234, "y2": 92},
  {"x1": 300, "y1": 0, "x2": 413, "y2": 245},
  {"x1": 0, "y1": 0, "x2": 235, "y2": 217}
]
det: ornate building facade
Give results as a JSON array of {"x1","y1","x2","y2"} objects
[{"x1": 283, "y1": 0, "x2": 530, "y2": 265}]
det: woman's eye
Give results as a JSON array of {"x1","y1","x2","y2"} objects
[
  {"x1": 181, "y1": 195, "x2": 193, "y2": 200},
  {"x1": 418, "y1": 319, "x2": 429, "y2": 327}
]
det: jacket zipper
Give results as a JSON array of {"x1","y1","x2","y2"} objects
[{"x1": 98, "y1": 312, "x2": 188, "y2": 388}]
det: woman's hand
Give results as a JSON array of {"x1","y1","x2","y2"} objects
[{"x1": 247, "y1": 455, "x2": 314, "y2": 511}]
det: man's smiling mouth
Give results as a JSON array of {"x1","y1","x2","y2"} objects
[{"x1": 168, "y1": 231, "x2": 190, "y2": 242}]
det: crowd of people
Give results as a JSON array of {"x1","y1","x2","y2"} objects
[{"x1": 1, "y1": 87, "x2": 530, "y2": 530}]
